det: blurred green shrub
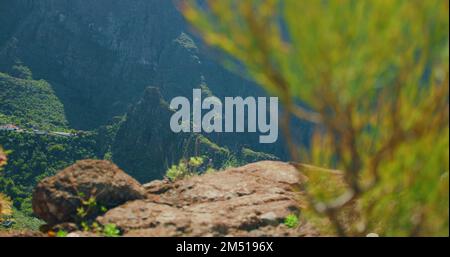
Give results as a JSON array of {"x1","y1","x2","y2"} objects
[{"x1": 182, "y1": 0, "x2": 449, "y2": 236}]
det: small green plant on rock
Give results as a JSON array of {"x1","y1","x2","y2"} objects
[
  {"x1": 166, "y1": 156, "x2": 205, "y2": 181},
  {"x1": 76, "y1": 195, "x2": 97, "y2": 220},
  {"x1": 56, "y1": 230, "x2": 68, "y2": 237},
  {"x1": 103, "y1": 223, "x2": 120, "y2": 237},
  {"x1": 284, "y1": 214, "x2": 299, "y2": 229},
  {"x1": 74, "y1": 192, "x2": 121, "y2": 236}
]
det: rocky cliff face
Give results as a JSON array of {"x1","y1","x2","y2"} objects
[
  {"x1": 0, "y1": 0, "x2": 185, "y2": 128},
  {"x1": 0, "y1": 0, "x2": 290, "y2": 159},
  {"x1": 112, "y1": 87, "x2": 284, "y2": 182},
  {"x1": 112, "y1": 87, "x2": 185, "y2": 182},
  {"x1": 0, "y1": 0, "x2": 260, "y2": 129},
  {"x1": 111, "y1": 87, "x2": 234, "y2": 182},
  {"x1": 30, "y1": 159, "x2": 318, "y2": 237}
]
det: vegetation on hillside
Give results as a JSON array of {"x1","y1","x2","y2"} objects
[
  {"x1": 0, "y1": 147, "x2": 12, "y2": 219},
  {"x1": 183, "y1": 0, "x2": 449, "y2": 236},
  {"x1": 0, "y1": 71, "x2": 68, "y2": 131},
  {"x1": 0, "y1": 131, "x2": 98, "y2": 216}
]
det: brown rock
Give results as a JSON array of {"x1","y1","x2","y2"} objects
[
  {"x1": 51, "y1": 222, "x2": 79, "y2": 233},
  {"x1": 98, "y1": 161, "x2": 318, "y2": 236},
  {"x1": 32, "y1": 160, "x2": 146, "y2": 225},
  {"x1": 0, "y1": 230, "x2": 45, "y2": 237}
]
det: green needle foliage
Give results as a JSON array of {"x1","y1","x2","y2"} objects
[{"x1": 182, "y1": 0, "x2": 449, "y2": 236}]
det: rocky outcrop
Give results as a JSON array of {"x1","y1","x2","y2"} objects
[
  {"x1": 99, "y1": 161, "x2": 314, "y2": 236},
  {"x1": 111, "y1": 87, "x2": 284, "y2": 183},
  {"x1": 112, "y1": 87, "x2": 232, "y2": 182},
  {"x1": 111, "y1": 87, "x2": 183, "y2": 182},
  {"x1": 32, "y1": 159, "x2": 317, "y2": 236},
  {"x1": 32, "y1": 160, "x2": 146, "y2": 225}
]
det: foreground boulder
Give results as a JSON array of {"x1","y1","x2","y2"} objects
[
  {"x1": 32, "y1": 160, "x2": 146, "y2": 225},
  {"x1": 97, "y1": 161, "x2": 317, "y2": 236}
]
